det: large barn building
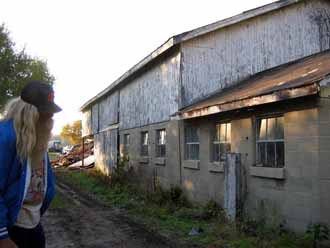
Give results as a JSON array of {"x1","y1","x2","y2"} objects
[{"x1": 81, "y1": 0, "x2": 330, "y2": 231}]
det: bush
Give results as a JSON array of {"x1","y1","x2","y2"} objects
[
  {"x1": 110, "y1": 156, "x2": 134, "y2": 186},
  {"x1": 304, "y1": 223, "x2": 329, "y2": 248},
  {"x1": 202, "y1": 200, "x2": 226, "y2": 221}
]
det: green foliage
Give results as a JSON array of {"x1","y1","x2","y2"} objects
[
  {"x1": 229, "y1": 237, "x2": 257, "y2": 248},
  {"x1": 0, "y1": 24, "x2": 54, "y2": 110},
  {"x1": 50, "y1": 193, "x2": 70, "y2": 209},
  {"x1": 109, "y1": 156, "x2": 133, "y2": 186},
  {"x1": 146, "y1": 184, "x2": 189, "y2": 209},
  {"x1": 203, "y1": 200, "x2": 225, "y2": 220},
  {"x1": 304, "y1": 223, "x2": 329, "y2": 248},
  {"x1": 56, "y1": 169, "x2": 324, "y2": 248}
]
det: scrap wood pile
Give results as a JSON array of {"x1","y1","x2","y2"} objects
[{"x1": 51, "y1": 141, "x2": 94, "y2": 168}]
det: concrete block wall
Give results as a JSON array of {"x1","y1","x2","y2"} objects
[
  {"x1": 179, "y1": 104, "x2": 325, "y2": 232},
  {"x1": 318, "y1": 98, "x2": 330, "y2": 225},
  {"x1": 116, "y1": 99, "x2": 330, "y2": 232},
  {"x1": 244, "y1": 108, "x2": 321, "y2": 232},
  {"x1": 119, "y1": 120, "x2": 181, "y2": 190},
  {"x1": 180, "y1": 118, "x2": 225, "y2": 206}
]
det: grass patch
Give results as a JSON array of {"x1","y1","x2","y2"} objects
[
  {"x1": 55, "y1": 168, "x2": 328, "y2": 248},
  {"x1": 50, "y1": 192, "x2": 70, "y2": 209}
]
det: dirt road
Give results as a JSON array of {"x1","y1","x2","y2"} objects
[{"x1": 42, "y1": 182, "x2": 173, "y2": 248}]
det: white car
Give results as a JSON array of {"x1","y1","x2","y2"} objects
[{"x1": 62, "y1": 145, "x2": 73, "y2": 154}]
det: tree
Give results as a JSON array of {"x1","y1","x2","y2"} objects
[
  {"x1": 0, "y1": 24, "x2": 54, "y2": 109},
  {"x1": 60, "y1": 120, "x2": 82, "y2": 145}
]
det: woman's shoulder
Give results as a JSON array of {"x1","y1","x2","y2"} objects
[{"x1": 0, "y1": 119, "x2": 16, "y2": 143}]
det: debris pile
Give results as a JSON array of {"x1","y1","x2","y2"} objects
[{"x1": 51, "y1": 141, "x2": 94, "y2": 168}]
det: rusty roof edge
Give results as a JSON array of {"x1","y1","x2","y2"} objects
[
  {"x1": 179, "y1": 49, "x2": 330, "y2": 112},
  {"x1": 178, "y1": 83, "x2": 319, "y2": 119}
]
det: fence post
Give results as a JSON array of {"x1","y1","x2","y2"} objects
[{"x1": 224, "y1": 153, "x2": 242, "y2": 221}]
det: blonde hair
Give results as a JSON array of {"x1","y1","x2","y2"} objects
[{"x1": 1, "y1": 97, "x2": 39, "y2": 160}]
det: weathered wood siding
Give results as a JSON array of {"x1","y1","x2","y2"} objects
[
  {"x1": 119, "y1": 52, "x2": 181, "y2": 129},
  {"x1": 91, "y1": 103, "x2": 99, "y2": 134},
  {"x1": 94, "y1": 129, "x2": 118, "y2": 174},
  {"x1": 99, "y1": 92, "x2": 119, "y2": 131},
  {"x1": 180, "y1": 0, "x2": 330, "y2": 107},
  {"x1": 82, "y1": 109, "x2": 92, "y2": 137}
]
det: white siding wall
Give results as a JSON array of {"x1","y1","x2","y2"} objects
[
  {"x1": 92, "y1": 104, "x2": 99, "y2": 134},
  {"x1": 94, "y1": 129, "x2": 118, "y2": 174},
  {"x1": 180, "y1": 0, "x2": 330, "y2": 107},
  {"x1": 99, "y1": 91, "x2": 119, "y2": 131},
  {"x1": 119, "y1": 52, "x2": 181, "y2": 129},
  {"x1": 82, "y1": 109, "x2": 92, "y2": 137}
]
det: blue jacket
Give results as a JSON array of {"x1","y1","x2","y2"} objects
[{"x1": 0, "y1": 119, "x2": 55, "y2": 240}]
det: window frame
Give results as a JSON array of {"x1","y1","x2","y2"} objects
[
  {"x1": 212, "y1": 122, "x2": 231, "y2": 163},
  {"x1": 155, "y1": 129, "x2": 166, "y2": 158},
  {"x1": 184, "y1": 125, "x2": 200, "y2": 161},
  {"x1": 140, "y1": 131, "x2": 149, "y2": 157},
  {"x1": 255, "y1": 115, "x2": 285, "y2": 168}
]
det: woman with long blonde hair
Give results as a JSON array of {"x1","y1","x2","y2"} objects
[{"x1": 0, "y1": 81, "x2": 61, "y2": 248}]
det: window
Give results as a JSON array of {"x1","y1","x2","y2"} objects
[
  {"x1": 123, "y1": 134, "x2": 130, "y2": 156},
  {"x1": 156, "y1": 129, "x2": 166, "y2": 157},
  {"x1": 212, "y1": 123, "x2": 231, "y2": 162},
  {"x1": 140, "y1": 131, "x2": 149, "y2": 156},
  {"x1": 256, "y1": 116, "x2": 284, "y2": 168},
  {"x1": 185, "y1": 126, "x2": 199, "y2": 160}
]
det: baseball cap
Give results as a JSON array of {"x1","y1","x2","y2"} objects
[{"x1": 21, "y1": 81, "x2": 62, "y2": 113}]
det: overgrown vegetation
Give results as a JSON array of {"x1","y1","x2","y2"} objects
[{"x1": 55, "y1": 160, "x2": 329, "y2": 247}]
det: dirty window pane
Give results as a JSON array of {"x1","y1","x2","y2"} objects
[
  {"x1": 220, "y1": 123, "x2": 226, "y2": 141},
  {"x1": 141, "y1": 132, "x2": 149, "y2": 156},
  {"x1": 267, "y1": 118, "x2": 276, "y2": 140},
  {"x1": 156, "y1": 129, "x2": 166, "y2": 157},
  {"x1": 141, "y1": 132, "x2": 149, "y2": 145},
  {"x1": 185, "y1": 144, "x2": 199, "y2": 160},
  {"x1": 275, "y1": 117, "x2": 284, "y2": 139},
  {"x1": 185, "y1": 126, "x2": 199, "y2": 143},
  {"x1": 213, "y1": 143, "x2": 221, "y2": 162},
  {"x1": 258, "y1": 119, "x2": 267, "y2": 140},
  {"x1": 185, "y1": 126, "x2": 199, "y2": 160},
  {"x1": 190, "y1": 144, "x2": 199, "y2": 160},
  {"x1": 257, "y1": 142, "x2": 266, "y2": 165},
  {"x1": 226, "y1": 123, "x2": 231, "y2": 143},
  {"x1": 156, "y1": 145, "x2": 166, "y2": 158},
  {"x1": 214, "y1": 124, "x2": 220, "y2": 141},
  {"x1": 267, "y1": 142, "x2": 276, "y2": 167},
  {"x1": 157, "y1": 129, "x2": 166, "y2": 145},
  {"x1": 213, "y1": 123, "x2": 231, "y2": 162},
  {"x1": 276, "y1": 142, "x2": 285, "y2": 167}
]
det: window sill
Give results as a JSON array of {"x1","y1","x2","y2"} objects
[
  {"x1": 183, "y1": 160, "x2": 200, "y2": 170},
  {"x1": 250, "y1": 166, "x2": 285, "y2": 179},
  {"x1": 208, "y1": 162, "x2": 224, "y2": 173},
  {"x1": 139, "y1": 157, "x2": 149, "y2": 164},
  {"x1": 155, "y1": 157, "x2": 166, "y2": 166}
]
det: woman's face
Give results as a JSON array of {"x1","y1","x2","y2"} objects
[{"x1": 38, "y1": 112, "x2": 54, "y2": 122}]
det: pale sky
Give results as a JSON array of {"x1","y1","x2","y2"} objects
[{"x1": 0, "y1": 0, "x2": 273, "y2": 134}]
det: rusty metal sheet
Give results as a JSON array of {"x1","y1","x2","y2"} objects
[{"x1": 179, "y1": 51, "x2": 330, "y2": 119}]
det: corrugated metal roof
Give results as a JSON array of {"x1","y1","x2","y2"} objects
[
  {"x1": 178, "y1": 50, "x2": 330, "y2": 119},
  {"x1": 80, "y1": 0, "x2": 302, "y2": 111}
]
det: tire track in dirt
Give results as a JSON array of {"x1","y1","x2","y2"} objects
[{"x1": 42, "y1": 181, "x2": 176, "y2": 248}]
